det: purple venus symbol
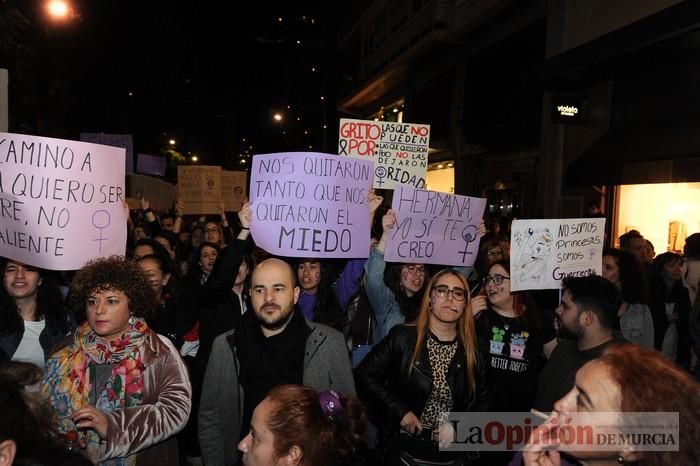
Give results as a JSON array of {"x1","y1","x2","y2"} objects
[{"x1": 92, "y1": 210, "x2": 111, "y2": 253}]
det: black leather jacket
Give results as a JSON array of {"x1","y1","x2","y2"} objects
[{"x1": 355, "y1": 325, "x2": 490, "y2": 430}]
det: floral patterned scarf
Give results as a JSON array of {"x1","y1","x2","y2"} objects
[{"x1": 44, "y1": 318, "x2": 148, "y2": 465}]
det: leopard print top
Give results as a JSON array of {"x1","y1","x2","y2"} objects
[{"x1": 420, "y1": 332, "x2": 457, "y2": 430}]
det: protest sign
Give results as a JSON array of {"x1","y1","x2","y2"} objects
[
  {"x1": 80, "y1": 132, "x2": 134, "y2": 173},
  {"x1": 384, "y1": 185, "x2": 487, "y2": 266},
  {"x1": 125, "y1": 174, "x2": 176, "y2": 211},
  {"x1": 136, "y1": 152, "x2": 166, "y2": 176},
  {"x1": 250, "y1": 152, "x2": 372, "y2": 258},
  {"x1": 221, "y1": 170, "x2": 247, "y2": 211},
  {"x1": 0, "y1": 132, "x2": 127, "y2": 270},
  {"x1": 177, "y1": 165, "x2": 222, "y2": 215},
  {"x1": 510, "y1": 218, "x2": 606, "y2": 291},
  {"x1": 337, "y1": 118, "x2": 429, "y2": 190}
]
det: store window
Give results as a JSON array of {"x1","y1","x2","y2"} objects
[
  {"x1": 426, "y1": 161, "x2": 454, "y2": 193},
  {"x1": 614, "y1": 182, "x2": 700, "y2": 253}
]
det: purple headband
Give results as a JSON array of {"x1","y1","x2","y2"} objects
[{"x1": 318, "y1": 390, "x2": 342, "y2": 419}]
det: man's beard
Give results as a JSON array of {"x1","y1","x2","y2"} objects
[
  {"x1": 557, "y1": 318, "x2": 584, "y2": 340},
  {"x1": 255, "y1": 303, "x2": 295, "y2": 331}
]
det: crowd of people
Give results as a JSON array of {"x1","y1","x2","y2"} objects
[{"x1": 1, "y1": 193, "x2": 700, "y2": 466}]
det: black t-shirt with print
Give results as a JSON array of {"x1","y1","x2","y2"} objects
[{"x1": 475, "y1": 308, "x2": 556, "y2": 412}]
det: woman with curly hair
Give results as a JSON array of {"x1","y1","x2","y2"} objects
[
  {"x1": 238, "y1": 384, "x2": 367, "y2": 466},
  {"x1": 0, "y1": 258, "x2": 74, "y2": 371},
  {"x1": 43, "y1": 257, "x2": 191, "y2": 466}
]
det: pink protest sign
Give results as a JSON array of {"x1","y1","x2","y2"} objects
[
  {"x1": 0, "y1": 132, "x2": 127, "y2": 271},
  {"x1": 385, "y1": 185, "x2": 487, "y2": 266},
  {"x1": 250, "y1": 152, "x2": 373, "y2": 258}
]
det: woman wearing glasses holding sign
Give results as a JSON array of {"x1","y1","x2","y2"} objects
[
  {"x1": 472, "y1": 260, "x2": 557, "y2": 413},
  {"x1": 356, "y1": 268, "x2": 490, "y2": 465}
]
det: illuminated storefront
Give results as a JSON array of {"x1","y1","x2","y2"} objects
[
  {"x1": 614, "y1": 182, "x2": 700, "y2": 253},
  {"x1": 426, "y1": 161, "x2": 454, "y2": 193}
]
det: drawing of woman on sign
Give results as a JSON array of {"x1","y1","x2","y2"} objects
[{"x1": 513, "y1": 227, "x2": 553, "y2": 284}]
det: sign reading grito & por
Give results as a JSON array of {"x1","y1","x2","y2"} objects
[
  {"x1": 0, "y1": 133, "x2": 127, "y2": 270},
  {"x1": 250, "y1": 152, "x2": 373, "y2": 258},
  {"x1": 337, "y1": 118, "x2": 429, "y2": 190}
]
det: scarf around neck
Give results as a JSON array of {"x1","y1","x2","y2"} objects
[{"x1": 44, "y1": 318, "x2": 149, "y2": 465}]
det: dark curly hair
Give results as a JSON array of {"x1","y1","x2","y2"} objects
[
  {"x1": 70, "y1": 256, "x2": 157, "y2": 321},
  {"x1": 0, "y1": 259, "x2": 70, "y2": 336}
]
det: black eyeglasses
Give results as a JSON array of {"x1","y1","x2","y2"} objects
[
  {"x1": 432, "y1": 285, "x2": 467, "y2": 301},
  {"x1": 483, "y1": 274, "x2": 510, "y2": 285}
]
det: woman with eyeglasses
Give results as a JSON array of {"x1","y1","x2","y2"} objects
[
  {"x1": 356, "y1": 268, "x2": 489, "y2": 466},
  {"x1": 363, "y1": 209, "x2": 431, "y2": 343},
  {"x1": 472, "y1": 259, "x2": 557, "y2": 413}
]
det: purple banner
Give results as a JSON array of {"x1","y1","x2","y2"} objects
[
  {"x1": 385, "y1": 185, "x2": 487, "y2": 266},
  {"x1": 137, "y1": 153, "x2": 166, "y2": 176},
  {"x1": 250, "y1": 152, "x2": 373, "y2": 258}
]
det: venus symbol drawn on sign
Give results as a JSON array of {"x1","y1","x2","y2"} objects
[
  {"x1": 92, "y1": 210, "x2": 111, "y2": 253},
  {"x1": 458, "y1": 224, "x2": 478, "y2": 263},
  {"x1": 375, "y1": 166, "x2": 387, "y2": 187}
]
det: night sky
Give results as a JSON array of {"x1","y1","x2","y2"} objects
[{"x1": 1, "y1": 0, "x2": 340, "y2": 173}]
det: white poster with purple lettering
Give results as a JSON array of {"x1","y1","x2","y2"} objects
[
  {"x1": 510, "y1": 218, "x2": 606, "y2": 291},
  {"x1": 250, "y1": 152, "x2": 372, "y2": 258},
  {"x1": 337, "y1": 118, "x2": 429, "y2": 190},
  {"x1": 385, "y1": 186, "x2": 487, "y2": 267},
  {"x1": 0, "y1": 133, "x2": 127, "y2": 270}
]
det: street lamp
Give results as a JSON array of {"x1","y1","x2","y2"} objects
[
  {"x1": 46, "y1": 0, "x2": 71, "y2": 20},
  {"x1": 169, "y1": 139, "x2": 176, "y2": 145},
  {"x1": 191, "y1": 155, "x2": 198, "y2": 163},
  {"x1": 273, "y1": 113, "x2": 283, "y2": 122}
]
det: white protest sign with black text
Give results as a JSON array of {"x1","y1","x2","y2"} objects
[
  {"x1": 385, "y1": 186, "x2": 487, "y2": 266},
  {"x1": 0, "y1": 133, "x2": 127, "y2": 270},
  {"x1": 510, "y1": 218, "x2": 606, "y2": 291},
  {"x1": 338, "y1": 118, "x2": 429, "y2": 190}
]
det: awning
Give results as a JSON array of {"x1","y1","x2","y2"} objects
[{"x1": 566, "y1": 121, "x2": 700, "y2": 186}]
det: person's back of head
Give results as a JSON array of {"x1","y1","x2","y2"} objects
[
  {"x1": 264, "y1": 384, "x2": 366, "y2": 466},
  {"x1": 0, "y1": 362, "x2": 94, "y2": 466},
  {"x1": 0, "y1": 363, "x2": 53, "y2": 465},
  {"x1": 684, "y1": 232, "x2": 700, "y2": 258},
  {"x1": 619, "y1": 231, "x2": 643, "y2": 251},
  {"x1": 562, "y1": 275, "x2": 621, "y2": 331}
]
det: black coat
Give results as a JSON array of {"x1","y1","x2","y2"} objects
[
  {"x1": 0, "y1": 310, "x2": 75, "y2": 362},
  {"x1": 192, "y1": 237, "x2": 251, "y2": 386},
  {"x1": 355, "y1": 324, "x2": 490, "y2": 432}
]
